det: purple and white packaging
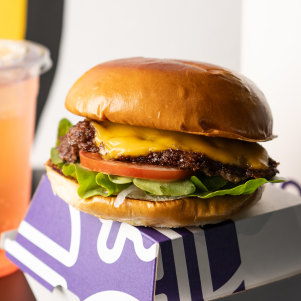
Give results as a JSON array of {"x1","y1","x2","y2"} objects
[{"x1": 2, "y1": 175, "x2": 301, "y2": 301}]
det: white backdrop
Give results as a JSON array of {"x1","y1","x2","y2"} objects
[
  {"x1": 241, "y1": 0, "x2": 301, "y2": 183},
  {"x1": 33, "y1": 0, "x2": 300, "y2": 184},
  {"x1": 32, "y1": 0, "x2": 242, "y2": 166}
]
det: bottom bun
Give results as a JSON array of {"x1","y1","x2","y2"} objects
[{"x1": 45, "y1": 161, "x2": 263, "y2": 227}]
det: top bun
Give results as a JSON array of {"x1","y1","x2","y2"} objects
[{"x1": 65, "y1": 57, "x2": 274, "y2": 142}]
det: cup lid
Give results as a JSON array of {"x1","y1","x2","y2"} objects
[{"x1": 0, "y1": 39, "x2": 52, "y2": 76}]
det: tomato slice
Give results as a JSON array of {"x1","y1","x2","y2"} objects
[{"x1": 79, "y1": 150, "x2": 191, "y2": 181}]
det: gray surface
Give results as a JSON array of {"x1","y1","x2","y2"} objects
[{"x1": 219, "y1": 273, "x2": 301, "y2": 301}]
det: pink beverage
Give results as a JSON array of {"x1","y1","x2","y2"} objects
[{"x1": 0, "y1": 40, "x2": 51, "y2": 277}]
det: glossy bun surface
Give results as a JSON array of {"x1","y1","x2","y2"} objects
[{"x1": 66, "y1": 57, "x2": 274, "y2": 141}]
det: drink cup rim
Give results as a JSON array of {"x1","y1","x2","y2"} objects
[{"x1": 0, "y1": 39, "x2": 52, "y2": 76}]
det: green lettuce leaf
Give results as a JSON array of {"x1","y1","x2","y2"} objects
[
  {"x1": 191, "y1": 177, "x2": 283, "y2": 199},
  {"x1": 96, "y1": 173, "x2": 117, "y2": 195},
  {"x1": 62, "y1": 163, "x2": 131, "y2": 198},
  {"x1": 190, "y1": 176, "x2": 208, "y2": 192},
  {"x1": 56, "y1": 118, "x2": 73, "y2": 146},
  {"x1": 62, "y1": 163, "x2": 76, "y2": 178},
  {"x1": 72, "y1": 164, "x2": 108, "y2": 198},
  {"x1": 133, "y1": 178, "x2": 196, "y2": 196},
  {"x1": 61, "y1": 162, "x2": 284, "y2": 199},
  {"x1": 96, "y1": 173, "x2": 130, "y2": 194},
  {"x1": 60, "y1": 160, "x2": 285, "y2": 200},
  {"x1": 108, "y1": 175, "x2": 133, "y2": 184},
  {"x1": 62, "y1": 163, "x2": 107, "y2": 198},
  {"x1": 199, "y1": 175, "x2": 228, "y2": 191},
  {"x1": 50, "y1": 147, "x2": 64, "y2": 168}
]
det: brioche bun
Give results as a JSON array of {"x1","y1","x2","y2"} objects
[
  {"x1": 65, "y1": 57, "x2": 273, "y2": 142},
  {"x1": 45, "y1": 160, "x2": 263, "y2": 227}
]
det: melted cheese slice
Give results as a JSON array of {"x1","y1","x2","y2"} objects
[{"x1": 91, "y1": 121, "x2": 269, "y2": 169}]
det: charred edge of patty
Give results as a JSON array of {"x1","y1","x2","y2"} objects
[
  {"x1": 57, "y1": 120, "x2": 279, "y2": 183},
  {"x1": 117, "y1": 150, "x2": 278, "y2": 183},
  {"x1": 58, "y1": 120, "x2": 99, "y2": 163}
]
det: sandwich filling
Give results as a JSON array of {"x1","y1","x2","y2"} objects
[
  {"x1": 50, "y1": 119, "x2": 280, "y2": 207},
  {"x1": 57, "y1": 120, "x2": 277, "y2": 183}
]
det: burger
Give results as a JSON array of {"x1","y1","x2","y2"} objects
[{"x1": 46, "y1": 57, "x2": 280, "y2": 227}]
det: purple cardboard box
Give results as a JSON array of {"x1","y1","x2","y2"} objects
[{"x1": 2, "y1": 175, "x2": 301, "y2": 301}]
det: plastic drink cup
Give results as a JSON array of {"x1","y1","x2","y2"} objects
[{"x1": 0, "y1": 40, "x2": 51, "y2": 277}]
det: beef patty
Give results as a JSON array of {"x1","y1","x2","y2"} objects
[{"x1": 57, "y1": 120, "x2": 278, "y2": 183}]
